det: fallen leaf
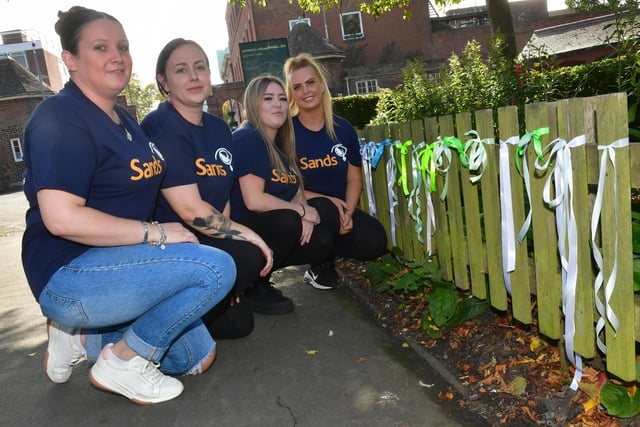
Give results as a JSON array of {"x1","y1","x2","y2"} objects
[
  {"x1": 529, "y1": 336, "x2": 546, "y2": 352},
  {"x1": 583, "y1": 398, "x2": 598, "y2": 413},
  {"x1": 402, "y1": 342, "x2": 410, "y2": 348},
  {"x1": 507, "y1": 376, "x2": 528, "y2": 395},
  {"x1": 305, "y1": 349, "x2": 319, "y2": 355}
]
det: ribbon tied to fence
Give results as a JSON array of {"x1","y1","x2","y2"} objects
[
  {"x1": 591, "y1": 137, "x2": 628, "y2": 356},
  {"x1": 497, "y1": 136, "x2": 520, "y2": 295},
  {"x1": 386, "y1": 141, "x2": 400, "y2": 247},
  {"x1": 360, "y1": 139, "x2": 384, "y2": 218},
  {"x1": 463, "y1": 130, "x2": 489, "y2": 184},
  {"x1": 534, "y1": 134, "x2": 586, "y2": 390},
  {"x1": 516, "y1": 128, "x2": 550, "y2": 243}
]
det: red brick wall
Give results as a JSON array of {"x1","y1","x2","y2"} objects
[{"x1": 0, "y1": 97, "x2": 41, "y2": 189}]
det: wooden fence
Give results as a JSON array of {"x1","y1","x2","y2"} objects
[{"x1": 357, "y1": 92, "x2": 640, "y2": 382}]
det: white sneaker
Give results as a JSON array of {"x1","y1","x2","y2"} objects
[
  {"x1": 89, "y1": 343, "x2": 184, "y2": 405},
  {"x1": 45, "y1": 319, "x2": 87, "y2": 383}
]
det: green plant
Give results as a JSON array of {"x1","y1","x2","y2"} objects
[
  {"x1": 365, "y1": 247, "x2": 490, "y2": 338},
  {"x1": 600, "y1": 380, "x2": 640, "y2": 418},
  {"x1": 332, "y1": 94, "x2": 379, "y2": 129}
]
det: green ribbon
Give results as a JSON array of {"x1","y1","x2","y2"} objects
[
  {"x1": 515, "y1": 127, "x2": 549, "y2": 176},
  {"x1": 395, "y1": 140, "x2": 413, "y2": 196},
  {"x1": 417, "y1": 143, "x2": 437, "y2": 193},
  {"x1": 442, "y1": 136, "x2": 469, "y2": 168}
]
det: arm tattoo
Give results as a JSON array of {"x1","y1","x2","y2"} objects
[{"x1": 192, "y1": 212, "x2": 246, "y2": 240}]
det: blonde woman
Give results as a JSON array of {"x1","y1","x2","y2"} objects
[{"x1": 284, "y1": 53, "x2": 388, "y2": 289}]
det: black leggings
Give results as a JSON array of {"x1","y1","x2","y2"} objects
[
  {"x1": 309, "y1": 196, "x2": 388, "y2": 264},
  {"x1": 237, "y1": 208, "x2": 335, "y2": 270},
  {"x1": 197, "y1": 235, "x2": 265, "y2": 340}
]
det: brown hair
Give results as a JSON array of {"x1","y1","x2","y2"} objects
[
  {"x1": 155, "y1": 38, "x2": 210, "y2": 96},
  {"x1": 55, "y1": 6, "x2": 120, "y2": 54}
]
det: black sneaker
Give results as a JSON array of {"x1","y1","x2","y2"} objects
[
  {"x1": 304, "y1": 264, "x2": 339, "y2": 290},
  {"x1": 244, "y1": 282, "x2": 294, "y2": 315}
]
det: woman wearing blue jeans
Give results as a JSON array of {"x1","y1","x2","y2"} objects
[{"x1": 21, "y1": 6, "x2": 235, "y2": 405}]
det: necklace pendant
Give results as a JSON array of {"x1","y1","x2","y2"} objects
[{"x1": 125, "y1": 128, "x2": 132, "y2": 141}]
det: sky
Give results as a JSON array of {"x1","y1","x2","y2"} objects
[
  {"x1": 1, "y1": 0, "x2": 569, "y2": 86},
  {"x1": 0, "y1": 0, "x2": 230, "y2": 85}
]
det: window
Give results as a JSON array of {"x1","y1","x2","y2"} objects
[
  {"x1": 355, "y1": 79, "x2": 378, "y2": 95},
  {"x1": 289, "y1": 17, "x2": 311, "y2": 31},
  {"x1": 8, "y1": 51, "x2": 28, "y2": 70},
  {"x1": 10, "y1": 138, "x2": 23, "y2": 162},
  {"x1": 340, "y1": 12, "x2": 364, "y2": 40}
]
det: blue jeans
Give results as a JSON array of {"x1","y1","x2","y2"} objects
[{"x1": 38, "y1": 243, "x2": 236, "y2": 375}]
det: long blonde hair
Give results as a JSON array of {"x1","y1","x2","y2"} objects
[
  {"x1": 242, "y1": 74, "x2": 301, "y2": 179},
  {"x1": 283, "y1": 53, "x2": 336, "y2": 141}
]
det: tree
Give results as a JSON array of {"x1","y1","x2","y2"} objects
[
  {"x1": 229, "y1": 0, "x2": 518, "y2": 58},
  {"x1": 121, "y1": 73, "x2": 164, "y2": 121}
]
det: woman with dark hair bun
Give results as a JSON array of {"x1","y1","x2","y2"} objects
[{"x1": 22, "y1": 6, "x2": 235, "y2": 405}]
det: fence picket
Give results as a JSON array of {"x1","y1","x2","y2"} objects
[
  {"x1": 439, "y1": 115, "x2": 470, "y2": 290},
  {"x1": 456, "y1": 112, "x2": 487, "y2": 299}
]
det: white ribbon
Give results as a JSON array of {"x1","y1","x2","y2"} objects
[
  {"x1": 409, "y1": 142, "x2": 425, "y2": 245},
  {"x1": 498, "y1": 136, "x2": 520, "y2": 295},
  {"x1": 464, "y1": 130, "x2": 488, "y2": 184},
  {"x1": 534, "y1": 134, "x2": 586, "y2": 390},
  {"x1": 386, "y1": 142, "x2": 399, "y2": 247},
  {"x1": 432, "y1": 137, "x2": 453, "y2": 202},
  {"x1": 591, "y1": 137, "x2": 628, "y2": 355},
  {"x1": 360, "y1": 139, "x2": 379, "y2": 218}
]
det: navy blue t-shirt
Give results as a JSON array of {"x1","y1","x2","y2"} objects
[
  {"x1": 293, "y1": 114, "x2": 361, "y2": 200},
  {"x1": 21, "y1": 80, "x2": 166, "y2": 300},
  {"x1": 230, "y1": 124, "x2": 299, "y2": 220},
  {"x1": 141, "y1": 101, "x2": 234, "y2": 223}
]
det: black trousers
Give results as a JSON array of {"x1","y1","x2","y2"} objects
[
  {"x1": 198, "y1": 235, "x2": 264, "y2": 340},
  {"x1": 308, "y1": 196, "x2": 388, "y2": 265}
]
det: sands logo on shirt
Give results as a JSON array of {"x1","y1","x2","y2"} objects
[
  {"x1": 129, "y1": 142, "x2": 165, "y2": 180},
  {"x1": 271, "y1": 169, "x2": 298, "y2": 184},
  {"x1": 195, "y1": 158, "x2": 228, "y2": 176},
  {"x1": 299, "y1": 143, "x2": 347, "y2": 170}
]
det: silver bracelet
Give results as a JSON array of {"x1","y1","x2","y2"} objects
[
  {"x1": 141, "y1": 221, "x2": 149, "y2": 244},
  {"x1": 149, "y1": 221, "x2": 166, "y2": 249}
]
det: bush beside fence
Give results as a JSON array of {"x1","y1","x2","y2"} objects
[{"x1": 358, "y1": 92, "x2": 638, "y2": 382}]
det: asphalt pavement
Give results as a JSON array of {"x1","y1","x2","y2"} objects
[{"x1": 0, "y1": 190, "x2": 488, "y2": 427}]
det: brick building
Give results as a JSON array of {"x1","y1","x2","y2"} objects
[
  {"x1": 208, "y1": 0, "x2": 607, "y2": 118},
  {"x1": 0, "y1": 30, "x2": 66, "y2": 92},
  {"x1": 0, "y1": 58, "x2": 54, "y2": 191}
]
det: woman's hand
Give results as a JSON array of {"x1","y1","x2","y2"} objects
[
  {"x1": 302, "y1": 204, "x2": 320, "y2": 225},
  {"x1": 154, "y1": 222, "x2": 199, "y2": 244},
  {"x1": 339, "y1": 211, "x2": 353, "y2": 235},
  {"x1": 252, "y1": 237, "x2": 274, "y2": 276},
  {"x1": 299, "y1": 217, "x2": 316, "y2": 245},
  {"x1": 325, "y1": 196, "x2": 353, "y2": 235}
]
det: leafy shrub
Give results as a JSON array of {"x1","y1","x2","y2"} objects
[
  {"x1": 332, "y1": 94, "x2": 379, "y2": 129},
  {"x1": 365, "y1": 247, "x2": 489, "y2": 338}
]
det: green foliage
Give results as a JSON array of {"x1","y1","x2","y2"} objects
[
  {"x1": 372, "y1": 29, "x2": 640, "y2": 138},
  {"x1": 365, "y1": 247, "x2": 490, "y2": 338},
  {"x1": 121, "y1": 73, "x2": 164, "y2": 121},
  {"x1": 332, "y1": 94, "x2": 379, "y2": 129},
  {"x1": 600, "y1": 380, "x2": 640, "y2": 418},
  {"x1": 228, "y1": 0, "x2": 414, "y2": 19}
]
